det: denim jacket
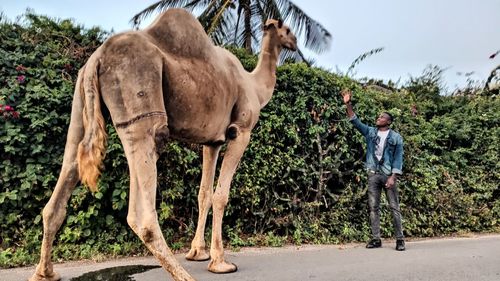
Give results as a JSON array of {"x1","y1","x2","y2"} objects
[{"x1": 350, "y1": 115, "x2": 404, "y2": 175}]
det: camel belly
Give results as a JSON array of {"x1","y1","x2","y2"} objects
[
  {"x1": 164, "y1": 85, "x2": 235, "y2": 144},
  {"x1": 167, "y1": 114, "x2": 229, "y2": 144},
  {"x1": 162, "y1": 58, "x2": 238, "y2": 143}
]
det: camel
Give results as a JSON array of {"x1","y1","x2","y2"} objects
[{"x1": 29, "y1": 8, "x2": 296, "y2": 281}]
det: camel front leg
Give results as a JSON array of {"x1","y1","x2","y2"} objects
[
  {"x1": 186, "y1": 145, "x2": 221, "y2": 261},
  {"x1": 208, "y1": 131, "x2": 251, "y2": 273}
]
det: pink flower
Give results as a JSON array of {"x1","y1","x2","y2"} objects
[
  {"x1": 0, "y1": 105, "x2": 20, "y2": 119},
  {"x1": 17, "y1": 75, "x2": 26, "y2": 84}
]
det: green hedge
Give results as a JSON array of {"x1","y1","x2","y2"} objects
[{"x1": 0, "y1": 13, "x2": 498, "y2": 267}]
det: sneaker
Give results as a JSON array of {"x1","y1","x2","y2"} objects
[
  {"x1": 366, "y1": 238, "x2": 382, "y2": 248},
  {"x1": 396, "y1": 239, "x2": 405, "y2": 251}
]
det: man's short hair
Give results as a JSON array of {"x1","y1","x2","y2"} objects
[{"x1": 383, "y1": 112, "x2": 394, "y2": 123}]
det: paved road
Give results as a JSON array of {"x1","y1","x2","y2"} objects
[{"x1": 2, "y1": 234, "x2": 500, "y2": 281}]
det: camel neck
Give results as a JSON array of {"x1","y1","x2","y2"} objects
[{"x1": 252, "y1": 34, "x2": 281, "y2": 107}]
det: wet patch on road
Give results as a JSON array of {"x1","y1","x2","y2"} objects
[{"x1": 70, "y1": 265, "x2": 161, "y2": 281}]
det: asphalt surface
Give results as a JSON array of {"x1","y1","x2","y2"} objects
[{"x1": 2, "y1": 234, "x2": 500, "y2": 281}]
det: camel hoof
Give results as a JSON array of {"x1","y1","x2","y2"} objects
[
  {"x1": 208, "y1": 260, "x2": 238, "y2": 274},
  {"x1": 28, "y1": 271, "x2": 61, "y2": 281},
  {"x1": 185, "y1": 248, "x2": 210, "y2": 261}
]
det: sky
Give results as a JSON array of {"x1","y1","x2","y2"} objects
[{"x1": 1, "y1": 0, "x2": 499, "y2": 91}]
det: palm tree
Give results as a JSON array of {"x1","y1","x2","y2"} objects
[{"x1": 130, "y1": 0, "x2": 331, "y2": 64}]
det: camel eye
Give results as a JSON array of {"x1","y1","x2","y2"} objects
[{"x1": 286, "y1": 28, "x2": 290, "y2": 35}]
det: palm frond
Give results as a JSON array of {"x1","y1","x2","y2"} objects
[
  {"x1": 279, "y1": 47, "x2": 313, "y2": 66},
  {"x1": 130, "y1": 0, "x2": 197, "y2": 28},
  {"x1": 232, "y1": 4, "x2": 244, "y2": 44},
  {"x1": 184, "y1": 0, "x2": 216, "y2": 12},
  {"x1": 273, "y1": 0, "x2": 332, "y2": 53},
  {"x1": 346, "y1": 47, "x2": 384, "y2": 77},
  {"x1": 198, "y1": 3, "x2": 235, "y2": 45},
  {"x1": 254, "y1": 0, "x2": 267, "y2": 24},
  {"x1": 261, "y1": 0, "x2": 283, "y2": 20},
  {"x1": 206, "y1": 0, "x2": 235, "y2": 35},
  {"x1": 233, "y1": 11, "x2": 263, "y2": 53},
  {"x1": 250, "y1": 23, "x2": 262, "y2": 52},
  {"x1": 233, "y1": 23, "x2": 249, "y2": 48},
  {"x1": 211, "y1": 14, "x2": 236, "y2": 45}
]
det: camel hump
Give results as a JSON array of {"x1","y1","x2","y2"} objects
[{"x1": 145, "y1": 8, "x2": 214, "y2": 59}]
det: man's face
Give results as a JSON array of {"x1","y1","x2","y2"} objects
[{"x1": 376, "y1": 113, "x2": 392, "y2": 127}]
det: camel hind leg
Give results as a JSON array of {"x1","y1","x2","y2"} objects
[
  {"x1": 30, "y1": 91, "x2": 85, "y2": 281},
  {"x1": 186, "y1": 144, "x2": 221, "y2": 261},
  {"x1": 116, "y1": 118, "x2": 194, "y2": 281}
]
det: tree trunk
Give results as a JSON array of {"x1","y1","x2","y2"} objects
[{"x1": 244, "y1": 1, "x2": 252, "y2": 53}]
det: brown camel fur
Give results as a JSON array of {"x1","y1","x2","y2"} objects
[{"x1": 29, "y1": 8, "x2": 297, "y2": 281}]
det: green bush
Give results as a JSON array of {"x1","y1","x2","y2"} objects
[{"x1": 0, "y1": 12, "x2": 498, "y2": 267}]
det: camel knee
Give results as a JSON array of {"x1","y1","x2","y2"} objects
[
  {"x1": 133, "y1": 222, "x2": 158, "y2": 243},
  {"x1": 127, "y1": 212, "x2": 159, "y2": 243},
  {"x1": 139, "y1": 226, "x2": 157, "y2": 243},
  {"x1": 42, "y1": 204, "x2": 66, "y2": 230},
  {"x1": 212, "y1": 193, "x2": 228, "y2": 211},
  {"x1": 198, "y1": 186, "x2": 213, "y2": 206},
  {"x1": 198, "y1": 196, "x2": 212, "y2": 210},
  {"x1": 126, "y1": 213, "x2": 138, "y2": 232}
]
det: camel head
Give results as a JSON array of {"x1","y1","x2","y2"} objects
[{"x1": 263, "y1": 19, "x2": 297, "y2": 51}]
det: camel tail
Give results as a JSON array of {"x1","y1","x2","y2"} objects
[{"x1": 77, "y1": 50, "x2": 107, "y2": 193}]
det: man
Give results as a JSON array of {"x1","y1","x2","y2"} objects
[{"x1": 342, "y1": 89, "x2": 405, "y2": 251}]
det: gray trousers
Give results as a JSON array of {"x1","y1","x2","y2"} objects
[{"x1": 367, "y1": 172, "x2": 404, "y2": 239}]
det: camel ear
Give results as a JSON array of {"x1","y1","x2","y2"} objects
[
  {"x1": 263, "y1": 20, "x2": 276, "y2": 31},
  {"x1": 278, "y1": 19, "x2": 283, "y2": 28}
]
